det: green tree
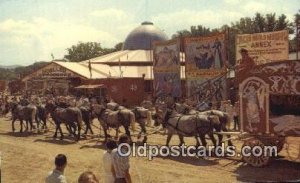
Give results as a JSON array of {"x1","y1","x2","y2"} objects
[
  {"x1": 114, "y1": 42, "x2": 124, "y2": 51},
  {"x1": 64, "y1": 42, "x2": 105, "y2": 62}
]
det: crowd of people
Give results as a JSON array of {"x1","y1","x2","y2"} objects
[{"x1": 45, "y1": 134, "x2": 132, "y2": 183}]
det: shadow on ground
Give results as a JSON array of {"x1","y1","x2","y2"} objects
[
  {"x1": 0, "y1": 131, "x2": 40, "y2": 137},
  {"x1": 233, "y1": 158, "x2": 300, "y2": 182},
  {"x1": 34, "y1": 137, "x2": 78, "y2": 145}
]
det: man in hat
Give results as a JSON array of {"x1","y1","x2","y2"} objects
[{"x1": 237, "y1": 48, "x2": 255, "y2": 72}]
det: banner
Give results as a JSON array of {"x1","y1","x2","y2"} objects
[
  {"x1": 186, "y1": 75, "x2": 227, "y2": 104},
  {"x1": 236, "y1": 30, "x2": 289, "y2": 65},
  {"x1": 153, "y1": 39, "x2": 181, "y2": 97},
  {"x1": 184, "y1": 33, "x2": 227, "y2": 102},
  {"x1": 184, "y1": 32, "x2": 227, "y2": 79}
]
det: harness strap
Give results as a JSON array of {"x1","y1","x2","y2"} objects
[{"x1": 175, "y1": 115, "x2": 183, "y2": 130}]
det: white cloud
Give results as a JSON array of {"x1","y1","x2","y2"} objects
[
  {"x1": 0, "y1": 17, "x2": 119, "y2": 65},
  {"x1": 151, "y1": 9, "x2": 245, "y2": 36},
  {"x1": 223, "y1": 0, "x2": 241, "y2": 5},
  {"x1": 242, "y1": 1, "x2": 266, "y2": 13},
  {"x1": 88, "y1": 8, "x2": 137, "y2": 41},
  {"x1": 90, "y1": 8, "x2": 132, "y2": 21}
]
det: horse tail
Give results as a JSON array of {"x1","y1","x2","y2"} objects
[
  {"x1": 129, "y1": 111, "x2": 136, "y2": 132},
  {"x1": 32, "y1": 107, "x2": 37, "y2": 123},
  {"x1": 77, "y1": 110, "x2": 83, "y2": 129},
  {"x1": 146, "y1": 110, "x2": 152, "y2": 126}
]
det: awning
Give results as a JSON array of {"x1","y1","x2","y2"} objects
[{"x1": 74, "y1": 84, "x2": 105, "y2": 89}]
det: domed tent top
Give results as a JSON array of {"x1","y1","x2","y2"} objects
[{"x1": 123, "y1": 21, "x2": 168, "y2": 50}]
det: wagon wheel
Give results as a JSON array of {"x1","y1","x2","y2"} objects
[
  {"x1": 266, "y1": 136, "x2": 285, "y2": 154},
  {"x1": 259, "y1": 136, "x2": 285, "y2": 155},
  {"x1": 242, "y1": 138, "x2": 270, "y2": 167}
]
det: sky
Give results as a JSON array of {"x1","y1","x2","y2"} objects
[{"x1": 0, "y1": 0, "x2": 299, "y2": 66}]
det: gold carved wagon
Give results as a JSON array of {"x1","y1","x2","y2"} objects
[{"x1": 236, "y1": 59, "x2": 300, "y2": 167}]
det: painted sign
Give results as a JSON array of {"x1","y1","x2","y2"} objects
[
  {"x1": 236, "y1": 30, "x2": 289, "y2": 65},
  {"x1": 153, "y1": 39, "x2": 181, "y2": 98},
  {"x1": 186, "y1": 75, "x2": 227, "y2": 104},
  {"x1": 184, "y1": 32, "x2": 227, "y2": 78},
  {"x1": 239, "y1": 60, "x2": 300, "y2": 95},
  {"x1": 23, "y1": 62, "x2": 83, "y2": 81},
  {"x1": 239, "y1": 77, "x2": 269, "y2": 134},
  {"x1": 239, "y1": 61, "x2": 300, "y2": 136},
  {"x1": 184, "y1": 32, "x2": 227, "y2": 101}
]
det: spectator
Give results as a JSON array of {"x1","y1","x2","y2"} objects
[
  {"x1": 237, "y1": 48, "x2": 256, "y2": 72},
  {"x1": 45, "y1": 154, "x2": 67, "y2": 183},
  {"x1": 78, "y1": 171, "x2": 99, "y2": 183},
  {"x1": 103, "y1": 139, "x2": 117, "y2": 183},
  {"x1": 233, "y1": 101, "x2": 240, "y2": 131},
  {"x1": 111, "y1": 135, "x2": 132, "y2": 183}
]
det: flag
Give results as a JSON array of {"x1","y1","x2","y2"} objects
[
  {"x1": 118, "y1": 58, "x2": 122, "y2": 77},
  {"x1": 88, "y1": 60, "x2": 92, "y2": 78}
]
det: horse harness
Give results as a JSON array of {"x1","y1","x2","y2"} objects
[{"x1": 166, "y1": 113, "x2": 213, "y2": 136}]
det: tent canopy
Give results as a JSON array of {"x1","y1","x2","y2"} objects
[{"x1": 74, "y1": 84, "x2": 105, "y2": 89}]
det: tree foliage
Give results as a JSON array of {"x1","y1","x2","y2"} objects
[
  {"x1": 64, "y1": 42, "x2": 104, "y2": 62},
  {"x1": 64, "y1": 42, "x2": 123, "y2": 62},
  {"x1": 0, "y1": 61, "x2": 49, "y2": 81}
]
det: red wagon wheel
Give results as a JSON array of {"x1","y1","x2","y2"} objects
[{"x1": 242, "y1": 138, "x2": 270, "y2": 167}]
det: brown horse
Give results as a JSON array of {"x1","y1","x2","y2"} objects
[
  {"x1": 10, "y1": 102, "x2": 37, "y2": 133},
  {"x1": 175, "y1": 102, "x2": 233, "y2": 146},
  {"x1": 156, "y1": 108, "x2": 219, "y2": 147},
  {"x1": 45, "y1": 101, "x2": 82, "y2": 141},
  {"x1": 91, "y1": 104, "x2": 135, "y2": 142}
]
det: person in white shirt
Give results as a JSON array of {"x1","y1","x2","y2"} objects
[
  {"x1": 111, "y1": 135, "x2": 132, "y2": 183},
  {"x1": 103, "y1": 139, "x2": 117, "y2": 183},
  {"x1": 45, "y1": 154, "x2": 67, "y2": 183}
]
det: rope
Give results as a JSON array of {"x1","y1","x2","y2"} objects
[
  {"x1": 189, "y1": 68, "x2": 232, "y2": 98},
  {"x1": 130, "y1": 126, "x2": 164, "y2": 137}
]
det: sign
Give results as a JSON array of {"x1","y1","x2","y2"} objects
[
  {"x1": 23, "y1": 62, "x2": 83, "y2": 81},
  {"x1": 236, "y1": 30, "x2": 289, "y2": 65},
  {"x1": 153, "y1": 39, "x2": 181, "y2": 98},
  {"x1": 184, "y1": 32, "x2": 227, "y2": 102},
  {"x1": 239, "y1": 77, "x2": 269, "y2": 134},
  {"x1": 184, "y1": 32, "x2": 227, "y2": 78}
]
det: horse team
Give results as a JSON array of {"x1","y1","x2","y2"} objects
[{"x1": 1, "y1": 96, "x2": 232, "y2": 148}]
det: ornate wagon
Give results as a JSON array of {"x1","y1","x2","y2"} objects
[{"x1": 236, "y1": 60, "x2": 300, "y2": 167}]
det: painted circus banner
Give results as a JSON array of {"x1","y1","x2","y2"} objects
[
  {"x1": 184, "y1": 32, "x2": 227, "y2": 79},
  {"x1": 236, "y1": 30, "x2": 289, "y2": 65},
  {"x1": 184, "y1": 33, "x2": 227, "y2": 102},
  {"x1": 153, "y1": 39, "x2": 181, "y2": 97}
]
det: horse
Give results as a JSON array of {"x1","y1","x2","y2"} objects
[
  {"x1": 79, "y1": 105, "x2": 94, "y2": 135},
  {"x1": 156, "y1": 108, "x2": 219, "y2": 147},
  {"x1": 36, "y1": 104, "x2": 48, "y2": 131},
  {"x1": 174, "y1": 103, "x2": 233, "y2": 146},
  {"x1": 199, "y1": 110, "x2": 233, "y2": 146},
  {"x1": 45, "y1": 101, "x2": 82, "y2": 141},
  {"x1": 132, "y1": 107, "x2": 152, "y2": 143},
  {"x1": 10, "y1": 102, "x2": 37, "y2": 133},
  {"x1": 91, "y1": 104, "x2": 135, "y2": 142}
]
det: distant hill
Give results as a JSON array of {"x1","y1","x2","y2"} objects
[
  {"x1": 0, "y1": 61, "x2": 49, "y2": 80},
  {"x1": 0, "y1": 64, "x2": 22, "y2": 69}
]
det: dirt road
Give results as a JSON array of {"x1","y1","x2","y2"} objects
[{"x1": 0, "y1": 117, "x2": 300, "y2": 183}]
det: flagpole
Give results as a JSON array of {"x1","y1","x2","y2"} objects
[{"x1": 88, "y1": 60, "x2": 92, "y2": 79}]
